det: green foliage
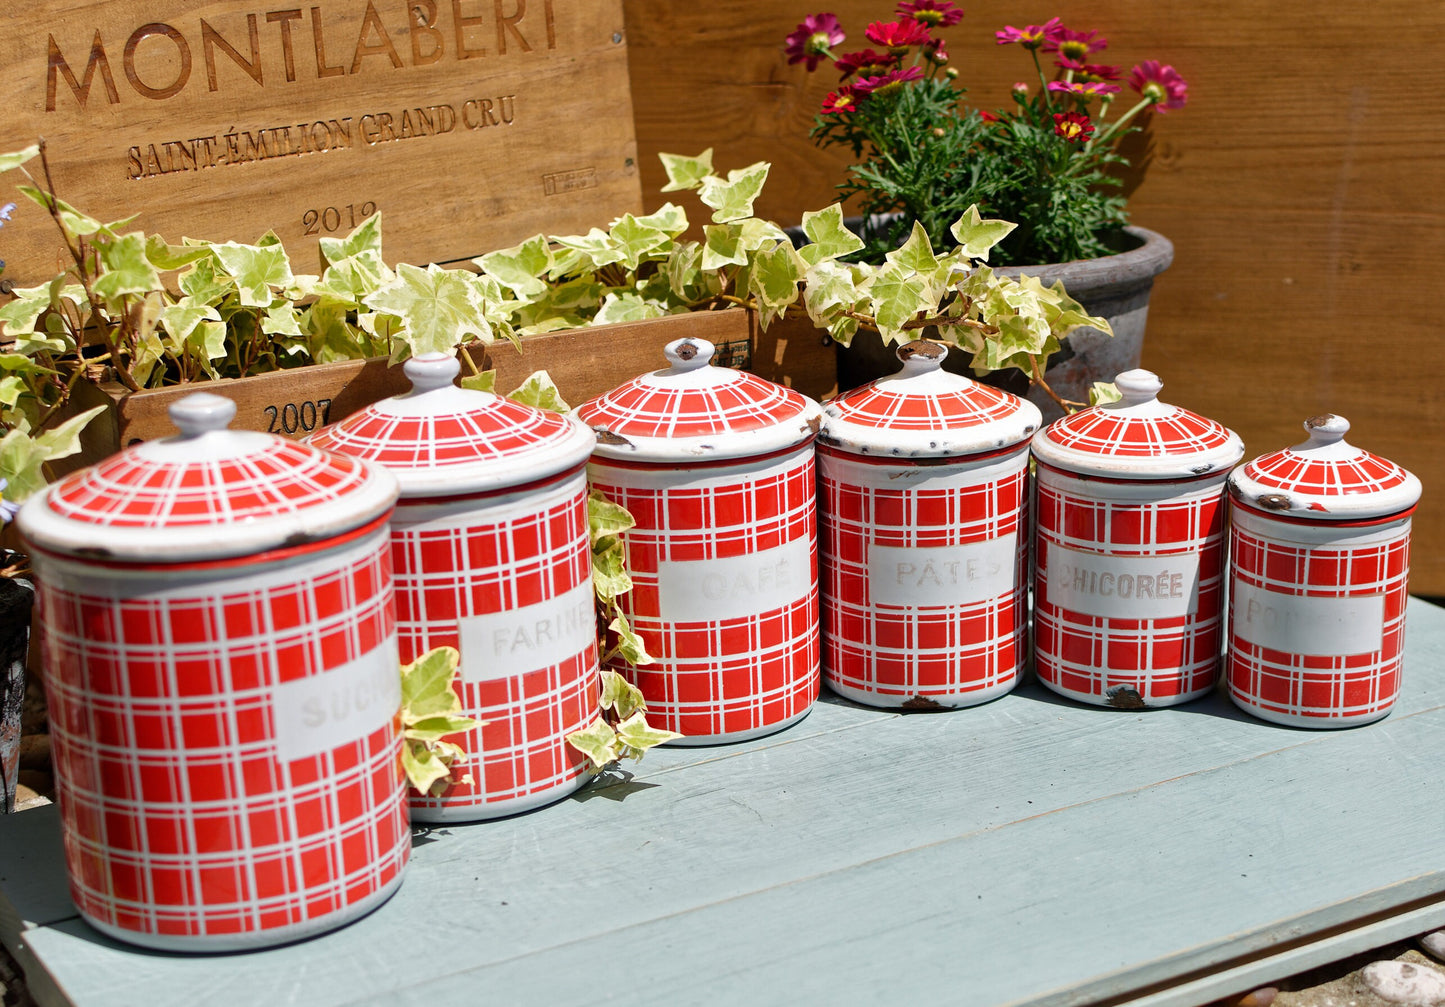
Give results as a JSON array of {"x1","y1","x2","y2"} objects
[
  {"x1": 567, "y1": 670, "x2": 682, "y2": 770},
  {"x1": 399, "y1": 646, "x2": 483, "y2": 797}
]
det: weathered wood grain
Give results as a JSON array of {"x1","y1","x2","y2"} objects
[
  {"x1": 0, "y1": 0, "x2": 643, "y2": 282},
  {"x1": 622, "y1": 0, "x2": 1445, "y2": 592},
  {"x1": 5, "y1": 599, "x2": 1444, "y2": 1006}
]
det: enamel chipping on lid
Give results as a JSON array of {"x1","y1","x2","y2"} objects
[
  {"x1": 307, "y1": 353, "x2": 596, "y2": 496},
  {"x1": 18, "y1": 392, "x2": 398, "y2": 563},
  {"x1": 820, "y1": 340, "x2": 1042, "y2": 458},
  {"x1": 1229, "y1": 414, "x2": 1421, "y2": 520},
  {"x1": 1031, "y1": 369, "x2": 1244, "y2": 479},
  {"x1": 575, "y1": 337, "x2": 822, "y2": 462}
]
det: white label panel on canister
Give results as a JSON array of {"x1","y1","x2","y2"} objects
[
  {"x1": 458, "y1": 582, "x2": 595, "y2": 683},
  {"x1": 1045, "y1": 545, "x2": 1200, "y2": 619},
  {"x1": 658, "y1": 539, "x2": 813, "y2": 623},
  {"x1": 273, "y1": 637, "x2": 402, "y2": 761},
  {"x1": 1232, "y1": 582, "x2": 1384, "y2": 656},
  {"x1": 868, "y1": 535, "x2": 1018, "y2": 607}
]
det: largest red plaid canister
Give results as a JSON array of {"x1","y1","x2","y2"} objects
[
  {"x1": 1227, "y1": 414, "x2": 1421, "y2": 727},
  {"x1": 16, "y1": 393, "x2": 406, "y2": 951},
  {"x1": 575, "y1": 336, "x2": 823, "y2": 744},
  {"x1": 1030, "y1": 370, "x2": 1244, "y2": 708},
  {"x1": 817, "y1": 340, "x2": 1042, "y2": 708},
  {"x1": 309, "y1": 353, "x2": 600, "y2": 820}
]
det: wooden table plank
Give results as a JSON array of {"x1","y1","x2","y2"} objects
[{"x1": 5, "y1": 599, "x2": 1444, "y2": 1007}]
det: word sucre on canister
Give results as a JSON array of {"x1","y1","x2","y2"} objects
[
  {"x1": 815, "y1": 340, "x2": 1041, "y2": 708},
  {"x1": 576, "y1": 338, "x2": 823, "y2": 744},
  {"x1": 1226, "y1": 415, "x2": 1421, "y2": 727},
  {"x1": 1030, "y1": 370, "x2": 1245, "y2": 708}
]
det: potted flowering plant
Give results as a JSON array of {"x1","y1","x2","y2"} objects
[{"x1": 784, "y1": 3, "x2": 1185, "y2": 409}]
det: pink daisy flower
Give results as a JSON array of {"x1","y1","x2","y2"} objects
[
  {"x1": 1052, "y1": 111, "x2": 1095, "y2": 143},
  {"x1": 994, "y1": 17, "x2": 1062, "y2": 50},
  {"x1": 821, "y1": 87, "x2": 860, "y2": 114},
  {"x1": 896, "y1": 0, "x2": 964, "y2": 27},
  {"x1": 834, "y1": 47, "x2": 897, "y2": 79},
  {"x1": 1128, "y1": 60, "x2": 1189, "y2": 112},
  {"x1": 853, "y1": 65, "x2": 925, "y2": 95},
  {"x1": 785, "y1": 13, "x2": 846, "y2": 71},
  {"x1": 1044, "y1": 27, "x2": 1107, "y2": 62},
  {"x1": 866, "y1": 19, "x2": 933, "y2": 50},
  {"x1": 1047, "y1": 80, "x2": 1122, "y2": 98}
]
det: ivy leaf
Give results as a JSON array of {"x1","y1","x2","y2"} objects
[
  {"x1": 950, "y1": 205, "x2": 1018, "y2": 263},
  {"x1": 92, "y1": 233, "x2": 161, "y2": 301},
  {"x1": 592, "y1": 540, "x2": 633, "y2": 603},
  {"x1": 566, "y1": 718, "x2": 621, "y2": 770},
  {"x1": 697, "y1": 161, "x2": 770, "y2": 223},
  {"x1": 599, "y1": 670, "x2": 648, "y2": 721},
  {"x1": 178, "y1": 256, "x2": 232, "y2": 305},
  {"x1": 869, "y1": 262, "x2": 930, "y2": 342},
  {"x1": 364, "y1": 263, "x2": 500, "y2": 358},
  {"x1": 212, "y1": 241, "x2": 295, "y2": 307},
  {"x1": 461, "y1": 369, "x2": 497, "y2": 393},
  {"x1": 885, "y1": 221, "x2": 941, "y2": 278},
  {"x1": 799, "y1": 204, "x2": 865, "y2": 266},
  {"x1": 1090, "y1": 381, "x2": 1122, "y2": 406},
  {"x1": 401, "y1": 740, "x2": 454, "y2": 796},
  {"x1": 507, "y1": 370, "x2": 570, "y2": 413},
  {"x1": 319, "y1": 212, "x2": 383, "y2": 265},
  {"x1": 261, "y1": 302, "x2": 303, "y2": 337},
  {"x1": 0, "y1": 405, "x2": 105, "y2": 502},
  {"x1": 476, "y1": 233, "x2": 553, "y2": 300},
  {"x1": 747, "y1": 242, "x2": 805, "y2": 328},
  {"x1": 607, "y1": 611, "x2": 654, "y2": 667},
  {"x1": 594, "y1": 291, "x2": 666, "y2": 326},
  {"x1": 630, "y1": 202, "x2": 689, "y2": 237},
  {"x1": 614, "y1": 710, "x2": 682, "y2": 759},
  {"x1": 701, "y1": 223, "x2": 747, "y2": 271},
  {"x1": 550, "y1": 228, "x2": 623, "y2": 272},
  {"x1": 400, "y1": 645, "x2": 463, "y2": 720},
  {"x1": 589, "y1": 491, "x2": 635, "y2": 542},
  {"x1": 145, "y1": 234, "x2": 210, "y2": 271},
  {"x1": 608, "y1": 214, "x2": 671, "y2": 272},
  {"x1": 405, "y1": 713, "x2": 478, "y2": 745},
  {"x1": 185, "y1": 321, "x2": 228, "y2": 378},
  {"x1": 0, "y1": 283, "x2": 54, "y2": 335},
  {"x1": 658, "y1": 149, "x2": 714, "y2": 192},
  {"x1": 158, "y1": 299, "x2": 221, "y2": 344},
  {"x1": 0, "y1": 376, "x2": 27, "y2": 411},
  {"x1": 16, "y1": 186, "x2": 106, "y2": 238},
  {"x1": 0, "y1": 146, "x2": 38, "y2": 173}
]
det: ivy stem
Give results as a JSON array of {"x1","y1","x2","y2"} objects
[{"x1": 1028, "y1": 353, "x2": 1086, "y2": 412}]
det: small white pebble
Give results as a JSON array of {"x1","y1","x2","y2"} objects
[
  {"x1": 1362, "y1": 960, "x2": 1445, "y2": 1004},
  {"x1": 1423, "y1": 931, "x2": 1445, "y2": 963}
]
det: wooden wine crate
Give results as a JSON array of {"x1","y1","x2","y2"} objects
[{"x1": 0, "y1": 0, "x2": 642, "y2": 284}]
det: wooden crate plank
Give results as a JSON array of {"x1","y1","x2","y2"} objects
[
  {"x1": 4, "y1": 598, "x2": 1443, "y2": 1005},
  {"x1": 0, "y1": 1, "x2": 642, "y2": 285}
]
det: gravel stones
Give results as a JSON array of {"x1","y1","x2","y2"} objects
[
  {"x1": 1422, "y1": 932, "x2": 1445, "y2": 964},
  {"x1": 1361, "y1": 960, "x2": 1445, "y2": 1005}
]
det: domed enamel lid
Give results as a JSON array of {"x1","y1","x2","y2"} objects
[
  {"x1": 1229, "y1": 414, "x2": 1421, "y2": 520},
  {"x1": 575, "y1": 337, "x2": 822, "y2": 462},
  {"x1": 1031, "y1": 369, "x2": 1244, "y2": 480},
  {"x1": 820, "y1": 340, "x2": 1042, "y2": 459},
  {"x1": 17, "y1": 392, "x2": 399, "y2": 562},
  {"x1": 307, "y1": 353, "x2": 595, "y2": 496}
]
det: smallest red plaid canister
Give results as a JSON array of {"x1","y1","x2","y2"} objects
[
  {"x1": 817, "y1": 340, "x2": 1041, "y2": 708},
  {"x1": 1031, "y1": 370, "x2": 1244, "y2": 708},
  {"x1": 309, "y1": 353, "x2": 600, "y2": 821},
  {"x1": 576, "y1": 336, "x2": 823, "y2": 744},
  {"x1": 1227, "y1": 415, "x2": 1421, "y2": 727}
]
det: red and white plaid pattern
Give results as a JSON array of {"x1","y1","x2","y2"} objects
[
  {"x1": 1236, "y1": 442, "x2": 1414, "y2": 499},
  {"x1": 1228, "y1": 507, "x2": 1411, "y2": 726},
  {"x1": 587, "y1": 449, "x2": 819, "y2": 742},
  {"x1": 1039, "y1": 405, "x2": 1236, "y2": 459},
  {"x1": 826, "y1": 375, "x2": 1026, "y2": 432},
  {"x1": 47, "y1": 438, "x2": 374, "y2": 528},
  {"x1": 395, "y1": 473, "x2": 599, "y2": 819},
  {"x1": 1033, "y1": 467, "x2": 1230, "y2": 705},
  {"x1": 309, "y1": 398, "x2": 577, "y2": 473},
  {"x1": 818, "y1": 447, "x2": 1029, "y2": 706},
  {"x1": 576, "y1": 372, "x2": 811, "y2": 440},
  {"x1": 34, "y1": 528, "x2": 408, "y2": 950}
]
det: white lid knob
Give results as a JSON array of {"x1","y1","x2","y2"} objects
[
  {"x1": 1114, "y1": 369, "x2": 1163, "y2": 406},
  {"x1": 663, "y1": 338, "x2": 715, "y2": 372},
  {"x1": 169, "y1": 393, "x2": 237, "y2": 437},
  {"x1": 403, "y1": 352, "x2": 461, "y2": 393},
  {"x1": 1303, "y1": 413, "x2": 1350, "y2": 446},
  {"x1": 896, "y1": 339, "x2": 948, "y2": 375}
]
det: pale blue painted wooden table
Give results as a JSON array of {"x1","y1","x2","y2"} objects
[{"x1": 4, "y1": 598, "x2": 1444, "y2": 1007}]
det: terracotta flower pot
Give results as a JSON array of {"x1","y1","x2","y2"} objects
[{"x1": 834, "y1": 226, "x2": 1175, "y2": 421}]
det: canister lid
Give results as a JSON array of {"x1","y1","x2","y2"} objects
[
  {"x1": 575, "y1": 337, "x2": 822, "y2": 462},
  {"x1": 17, "y1": 392, "x2": 399, "y2": 563},
  {"x1": 307, "y1": 353, "x2": 596, "y2": 496},
  {"x1": 819, "y1": 340, "x2": 1042, "y2": 459},
  {"x1": 1228, "y1": 414, "x2": 1421, "y2": 520},
  {"x1": 1030, "y1": 369, "x2": 1244, "y2": 480}
]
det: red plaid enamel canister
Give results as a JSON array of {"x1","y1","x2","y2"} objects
[
  {"x1": 817, "y1": 340, "x2": 1042, "y2": 708},
  {"x1": 1030, "y1": 370, "x2": 1244, "y2": 708},
  {"x1": 15, "y1": 393, "x2": 405, "y2": 951},
  {"x1": 575, "y1": 336, "x2": 823, "y2": 744},
  {"x1": 1227, "y1": 415, "x2": 1421, "y2": 727},
  {"x1": 309, "y1": 353, "x2": 599, "y2": 819}
]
